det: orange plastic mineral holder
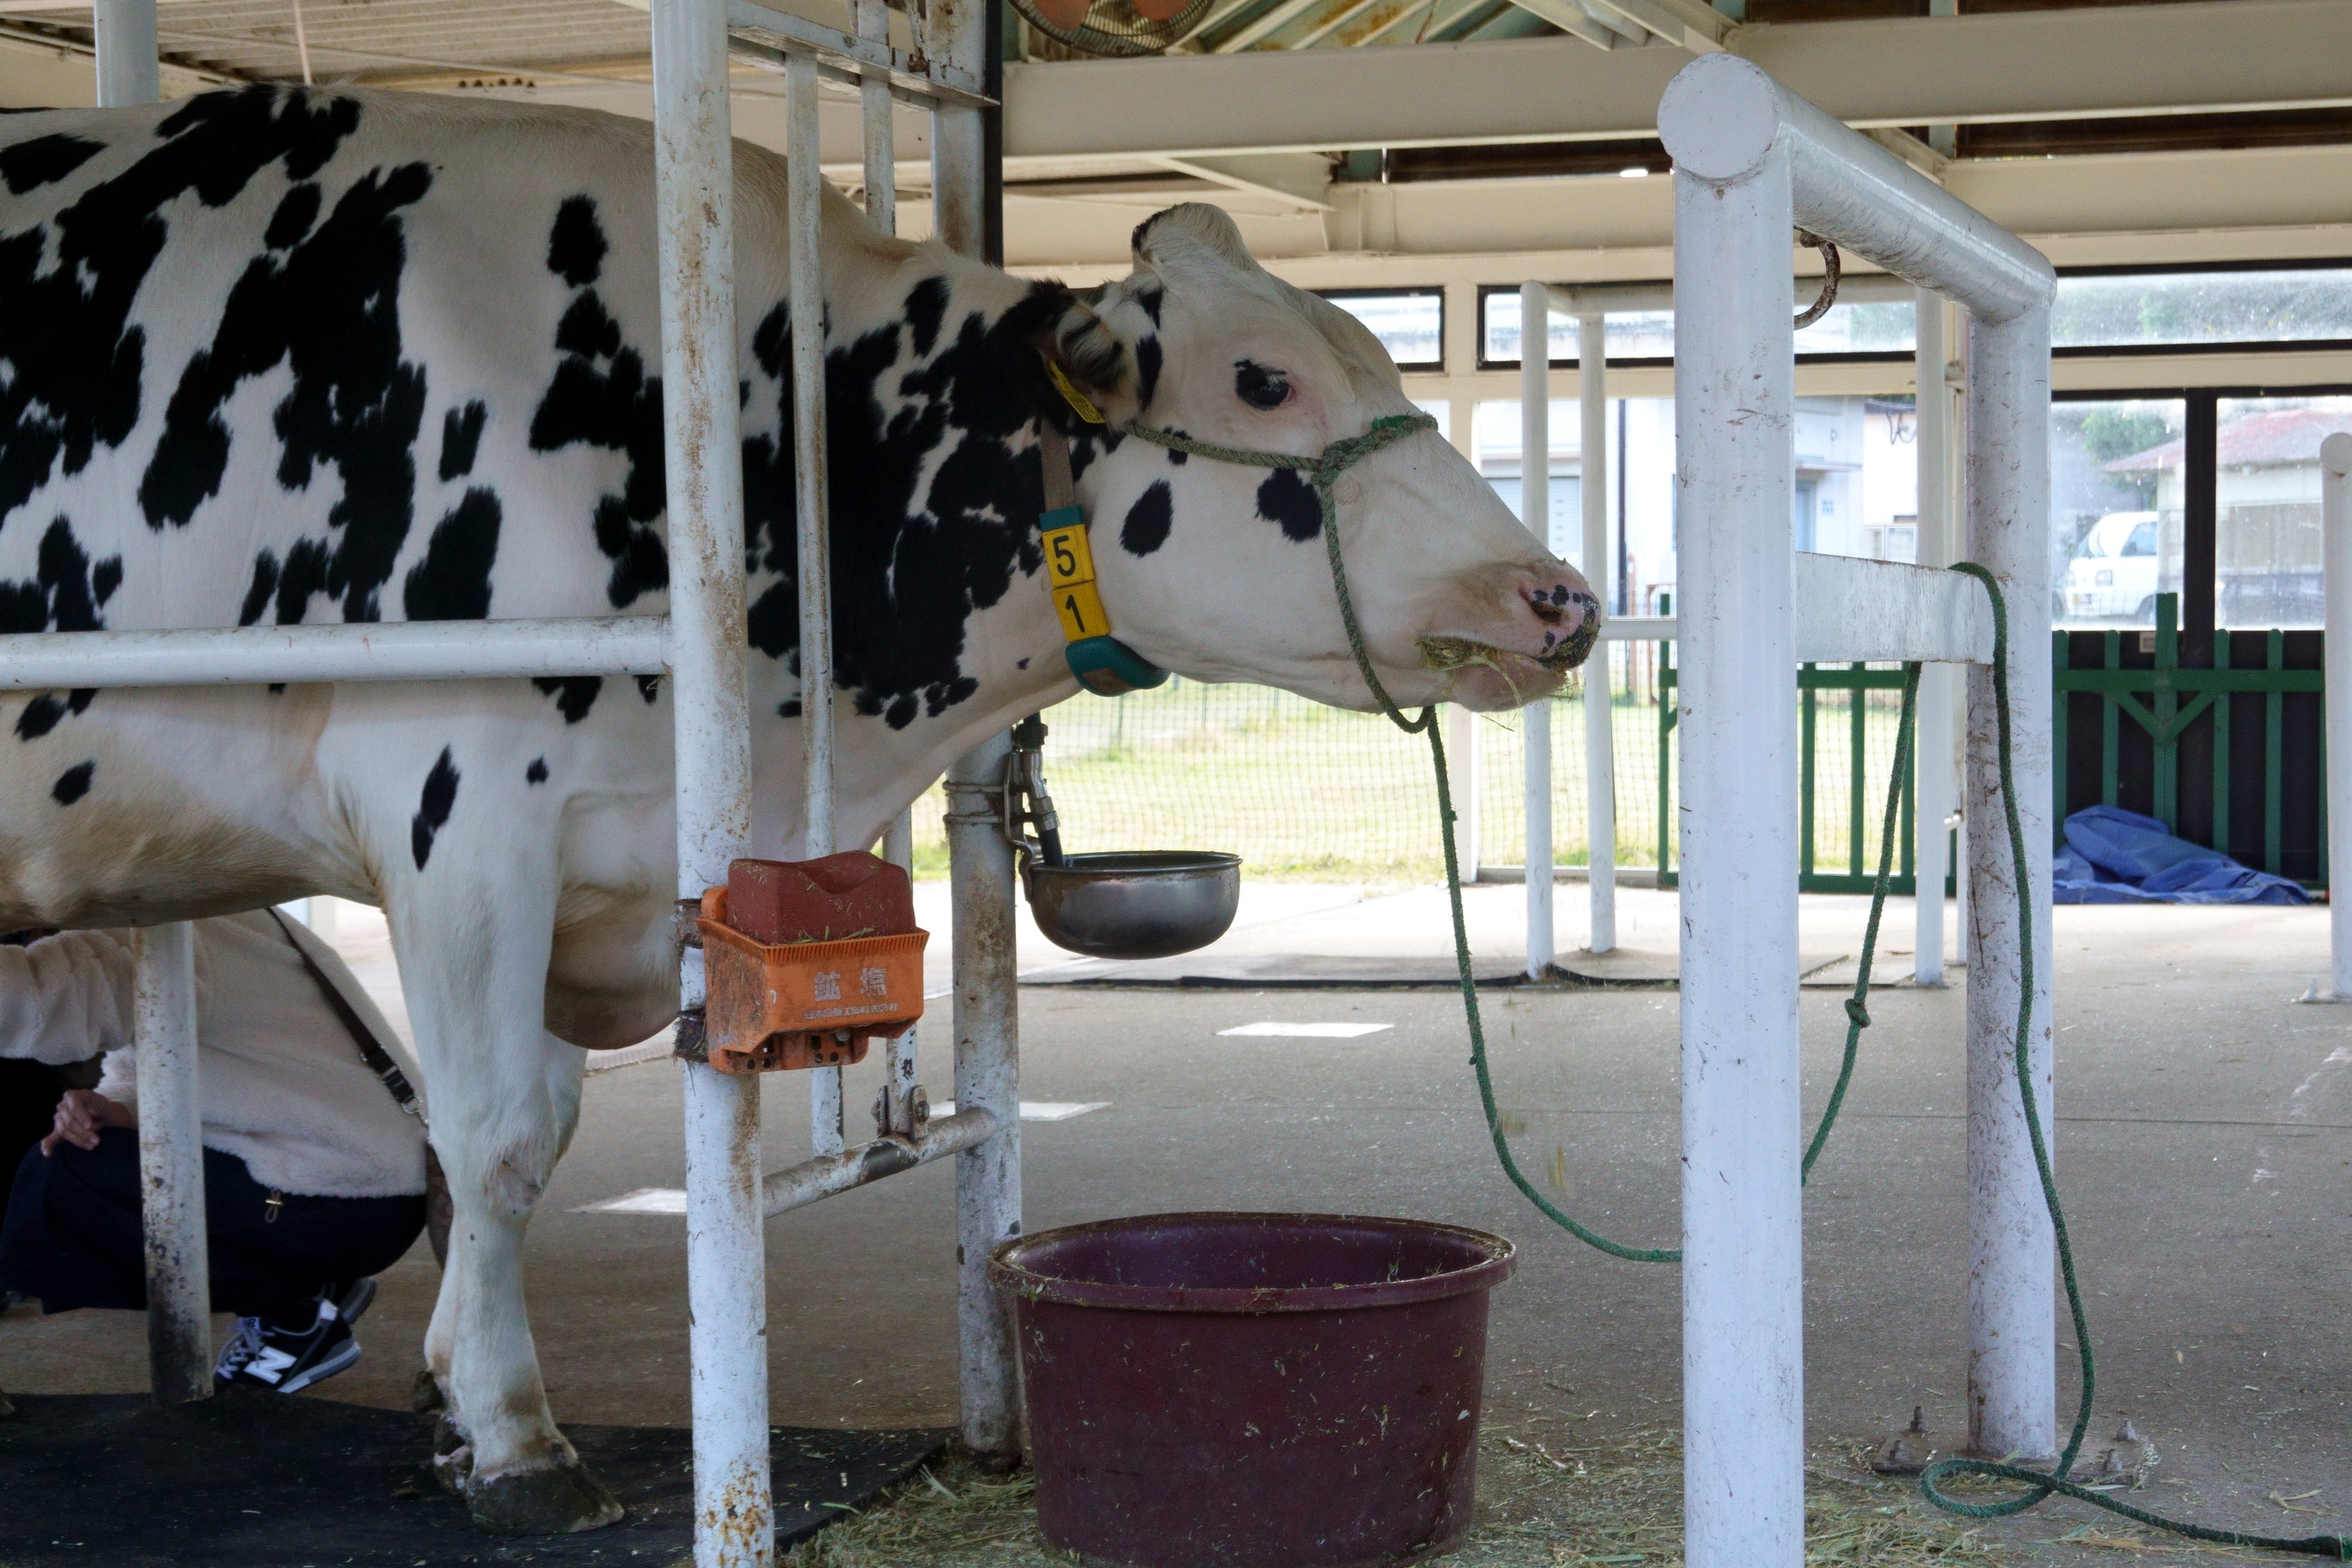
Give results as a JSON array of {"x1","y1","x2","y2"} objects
[{"x1": 696, "y1": 886, "x2": 929, "y2": 1075}]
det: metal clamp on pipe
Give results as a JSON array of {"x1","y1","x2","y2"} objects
[{"x1": 671, "y1": 1006, "x2": 710, "y2": 1065}]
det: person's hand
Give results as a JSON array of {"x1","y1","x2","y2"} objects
[{"x1": 41, "y1": 1089, "x2": 133, "y2": 1155}]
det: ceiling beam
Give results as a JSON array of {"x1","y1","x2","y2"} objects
[
  {"x1": 1497, "y1": 0, "x2": 1629, "y2": 53},
  {"x1": 1150, "y1": 151, "x2": 1334, "y2": 208},
  {"x1": 1212, "y1": 0, "x2": 1334, "y2": 52},
  {"x1": 1579, "y1": 0, "x2": 1725, "y2": 52},
  {"x1": 1003, "y1": 137, "x2": 2352, "y2": 272},
  {"x1": 1003, "y1": 0, "x2": 2352, "y2": 161}
]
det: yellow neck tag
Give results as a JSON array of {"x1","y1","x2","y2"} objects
[{"x1": 1047, "y1": 361, "x2": 1106, "y2": 426}]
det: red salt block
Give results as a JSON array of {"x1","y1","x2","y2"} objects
[{"x1": 726, "y1": 852, "x2": 915, "y2": 946}]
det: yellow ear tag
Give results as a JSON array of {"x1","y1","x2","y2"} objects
[{"x1": 1047, "y1": 360, "x2": 1106, "y2": 426}]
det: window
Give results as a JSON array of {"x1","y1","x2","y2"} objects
[
  {"x1": 2213, "y1": 395, "x2": 2352, "y2": 628},
  {"x1": 1479, "y1": 287, "x2": 1913, "y2": 368},
  {"x1": 2055, "y1": 266, "x2": 2352, "y2": 353},
  {"x1": 2050, "y1": 398, "x2": 2186, "y2": 628},
  {"x1": 1314, "y1": 289, "x2": 1443, "y2": 373}
]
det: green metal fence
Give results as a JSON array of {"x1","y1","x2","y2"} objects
[
  {"x1": 2055, "y1": 591, "x2": 2325, "y2": 885},
  {"x1": 1653, "y1": 646, "x2": 1939, "y2": 895},
  {"x1": 899, "y1": 591, "x2": 2325, "y2": 889}
]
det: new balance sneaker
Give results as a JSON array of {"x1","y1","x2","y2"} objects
[{"x1": 215, "y1": 1277, "x2": 378, "y2": 1393}]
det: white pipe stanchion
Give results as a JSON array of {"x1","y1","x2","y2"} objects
[
  {"x1": 925, "y1": 0, "x2": 1023, "y2": 1467},
  {"x1": 1912, "y1": 288, "x2": 1954, "y2": 985},
  {"x1": 946, "y1": 736, "x2": 1022, "y2": 1465},
  {"x1": 1665, "y1": 118, "x2": 1806, "y2": 1568},
  {"x1": 651, "y1": 3, "x2": 768, "y2": 1562},
  {"x1": 95, "y1": 0, "x2": 210, "y2": 1411},
  {"x1": 1963, "y1": 299, "x2": 2056, "y2": 1464},
  {"x1": 1578, "y1": 311, "x2": 1618, "y2": 955},
  {"x1": 1661, "y1": 52, "x2": 2055, "y2": 1566},
  {"x1": 858, "y1": 4, "x2": 922, "y2": 1140},
  {"x1": 2326, "y1": 433, "x2": 2352, "y2": 997},
  {"x1": 787, "y1": 48, "x2": 847, "y2": 1161},
  {"x1": 1521, "y1": 282, "x2": 1554, "y2": 978},
  {"x1": 94, "y1": 0, "x2": 157, "y2": 107},
  {"x1": 133, "y1": 921, "x2": 211, "y2": 1404},
  {"x1": 856, "y1": 0, "x2": 894, "y2": 236}
]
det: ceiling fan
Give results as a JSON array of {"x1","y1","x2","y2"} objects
[{"x1": 1008, "y1": 0, "x2": 1213, "y2": 58}]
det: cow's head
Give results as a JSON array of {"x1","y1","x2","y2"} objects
[{"x1": 1033, "y1": 205, "x2": 1599, "y2": 713}]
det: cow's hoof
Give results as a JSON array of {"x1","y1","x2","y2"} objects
[
  {"x1": 466, "y1": 1462, "x2": 625, "y2": 1536},
  {"x1": 430, "y1": 1415, "x2": 471, "y2": 1495}
]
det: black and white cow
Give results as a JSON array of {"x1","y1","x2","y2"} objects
[{"x1": 0, "y1": 86, "x2": 1597, "y2": 1532}]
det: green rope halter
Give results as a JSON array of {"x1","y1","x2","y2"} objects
[{"x1": 1123, "y1": 411, "x2": 1441, "y2": 733}]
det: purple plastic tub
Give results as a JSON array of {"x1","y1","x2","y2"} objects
[{"x1": 989, "y1": 1212, "x2": 1516, "y2": 1568}]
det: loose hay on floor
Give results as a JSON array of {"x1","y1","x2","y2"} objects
[{"x1": 778, "y1": 1427, "x2": 2006, "y2": 1568}]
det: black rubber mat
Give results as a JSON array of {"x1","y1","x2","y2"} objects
[{"x1": 0, "y1": 1391, "x2": 946, "y2": 1565}]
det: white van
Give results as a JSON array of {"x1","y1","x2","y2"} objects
[{"x1": 2061, "y1": 511, "x2": 2160, "y2": 622}]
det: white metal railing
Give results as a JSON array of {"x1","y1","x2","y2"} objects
[
  {"x1": 1515, "y1": 271, "x2": 1963, "y2": 981},
  {"x1": 45, "y1": 5, "x2": 1014, "y2": 1564},
  {"x1": 2324, "y1": 432, "x2": 2352, "y2": 996},
  {"x1": 1658, "y1": 53, "x2": 2054, "y2": 1568}
]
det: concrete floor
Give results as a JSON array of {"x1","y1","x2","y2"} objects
[{"x1": 5, "y1": 889, "x2": 2348, "y2": 1559}]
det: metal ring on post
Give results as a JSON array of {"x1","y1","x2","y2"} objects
[{"x1": 1794, "y1": 230, "x2": 1841, "y2": 329}]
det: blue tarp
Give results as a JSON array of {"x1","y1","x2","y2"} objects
[{"x1": 2052, "y1": 803, "x2": 2309, "y2": 905}]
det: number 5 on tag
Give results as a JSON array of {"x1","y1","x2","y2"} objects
[{"x1": 1043, "y1": 522, "x2": 1095, "y2": 589}]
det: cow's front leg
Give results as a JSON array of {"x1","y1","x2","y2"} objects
[{"x1": 392, "y1": 873, "x2": 622, "y2": 1535}]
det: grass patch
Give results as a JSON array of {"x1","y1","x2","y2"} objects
[{"x1": 779, "y1": 1428, "x2": 2006, "y2": 1568}]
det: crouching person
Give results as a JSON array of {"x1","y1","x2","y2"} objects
[{"x1": 0, "y1": 909, "x2": 429, "y2": 1393}]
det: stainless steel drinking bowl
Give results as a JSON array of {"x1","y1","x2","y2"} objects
[{"x1": 1023, "y1": 851, "x2": 1244, "y2": 961}]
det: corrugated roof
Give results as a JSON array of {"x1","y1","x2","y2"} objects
[{"x1": 2105, "y1": 407, "x2": 2352, "y2": 472}]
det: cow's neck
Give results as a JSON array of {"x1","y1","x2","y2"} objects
[{"x1": 773, "y1": 244, "x2": 1095, "y2": 852}]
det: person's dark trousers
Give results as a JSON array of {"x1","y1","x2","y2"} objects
[{"x1": 0, "y1": 1128, "x2": 426, "y2": 1323}]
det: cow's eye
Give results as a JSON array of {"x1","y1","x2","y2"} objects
[{"x1": 1234, "y1": 361, "x2": 1292, "y2": 410}]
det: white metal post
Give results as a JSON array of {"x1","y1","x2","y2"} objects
[
  {"x1": 132, "y1": 922, "x2": 210, "y2": 1404},
  {"x1": 855, "y1": 3, "x2": 916, "y2": 1138},
  {"x1": 2327, "y1": 434, "x2": 2352, "y2": 997},
  {"x1": 1963, "y1": 300, "x2": 2056, "y2": 1462},
  {"x1": 787, "y1": 48, "x2": 847, "y2": 1161},
  {"x1": 94, "y1": 0, "x2": 158, "y2": 107},
  {"x1": 1578, "y1": 310, "x2": 1618, "y2": 954},
  {"x1": 928, "y1": 0, "x2": 1021, "y2": 1465},
  {"x1": 97, "y1": 0, "x2": 205, "y2": 1411},
  {"x1": 652, "y1": 3, "x2": 769, "y2": 1562},
  {"x1": 925, "y1": 0, "x2": 987, "y2": 260},
  {"x1": 945, "y1": 735, "x2": 1022, "y2": 1463},
  {"x1": 1912, "y1": 288, "x2": 1954, "y2": 984},
  {"x1": 1521, "y1": 283, "x2": 1553, "y2": 977},
  {"x1": 856, "y1": 0, "x2": 895, "y2": 236},
  {"x1": 1662, "y1": 95, "x2": 1805, "y2": 1568}
]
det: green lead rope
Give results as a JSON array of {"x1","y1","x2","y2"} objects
[
  {"x1": 1126, "y1": 407, "x2": 1903, "y2": 1259},
  {"x1": 1127, "y1": 412, "x2": 2349, "y2": 1556}
]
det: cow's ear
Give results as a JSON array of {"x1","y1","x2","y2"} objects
[
  {"x1": 1041, "y1": 297, "x2": 1137, "y2": 426},
  {"x1": 1131, "y1": 203, "x2": 1259, "y2": 276},
  {"x1": 998, "y1": 283, "x2": 1138, "y2": 426}
]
